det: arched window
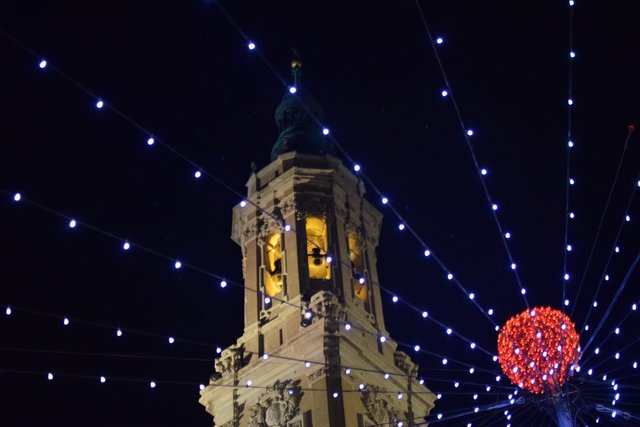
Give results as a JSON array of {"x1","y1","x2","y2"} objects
[
  {"x1": 306, "y1": 216, "x2": 331, "y2": 280},
  {"x1": 348, "y1": 232, "x2": 367, "y2": 301},
  {"x1": 264, "y1": 232, "x2": 283, "y2": 297}
]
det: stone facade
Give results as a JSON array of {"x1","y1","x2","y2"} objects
[{"x1": 199, "y1": 152, "x2": 435, "y2": 426}]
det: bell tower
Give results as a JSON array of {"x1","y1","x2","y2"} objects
[{"x1": 199, "y1": 61, "x2": 435, "y2": 426}]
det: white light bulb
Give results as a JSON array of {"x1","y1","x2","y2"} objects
[
  {"x1": 322, "y1": 127, "x2": 330, "y2": 135},
  {"x1": 615, "y1": 246, "x2": 620, "y2": 253},
  {"x1": 569, "y1": 178, "x2": 575, "y2": 185},
  {"x1": 116, "y1": 328, "x2": 123, "y2": 337},
  {"x1": 615, "y1": 327, "x2": 620, "y2": 334},
  {"x1": 436, "y1": 37, "x2": 444, "y2": 44},
  {"x1": 505, "y1": 232, "x2": 511, "y2": 239},
  {"x1": 570, "y1": 51, "x2": 576, "y2": 58},
  {"x1": 447, "y1": 273, "x2": 453, "y2": 280},
  {"x1": 246, "y1": 380, "x2": 252, "y2": 386},
  {"x1": 469, "y1": 368, "x2": 475, "y2": 374},
  {"x1": 220, "y1": 280, "x2": 227, "y2": 288},
  {"x1": 63, "y1": 317, "x2": 70, "y2": 326},
  {"x1": 150, "y1": 381, "x2": 157, "y2": 388},
  {"x1": 122, "y1": 241, "x2": 130, "y2": 251},
  {"x1": 569, "y1": 212, "x2": 575, "y2": 218},
  {"x1": 414, "y1": 345, "x2": 420, "y2": 351},
  {"x1": 454, "y1": 382, "x2": 459, "y2": 388},
  {"x1": 470, "y1": 342, "x2": 476, "y2": 349},
  {"x1": 466, "y1": 129, "x2": 474, "y2": 136},
  {"x1": 423, "y1": 249, "x2": 431, "y2": 257},
  {"x1": 194, "y1": 170, "x2": 202, "y2": 179},
  {"x1": 5, "y1": 307, "x2": 11, "y2": 316},
  {"x1": 38, "y1": 59, "x2": 48, "y2": 69},
  {"x1": 96, "y1": 99, "x2": 104, "y2": 109},
  {"x1": 422, "y1": 311, "x2": 428, "y2": 318},
  {"x1": 289, "y1": 86, "x2": 297, "y2": 94},
  {"x1": 568, "y1": 140, "x2": 574, "y2": 147},
  {"x1": 379, "y1": 336, "x2": 386, "y2": 343},
  {"x1": 492, "y1": 203, "x2": 498, "y2": 211},
  {"x1": 511, "y1": 263, "x2": 516, "y2": 270},
  {"x1": 398, "y1": 223, "x2": 405, "y2": 231},
  {"x1": 615, "y1": 353, "x2": 620, "y2": 360},
  {"x1": 345, "y1": 368, "x2": 351, "y2": 374},
  {"x1": 358, "y1": 277, "x2": 365, "y2": 284},
  {"x1": 68, "y1": 219, "x2": 77, "y2": 228},
  {"x1": 594, "y1": 301, "x2": 598, "y2": 307},
  {"x1": 332, "y1": 392, "x2": 339, "y2": 398},
  {"x1": 264, "y1": 297, "x2": 271, "y2": 304},
  {"x1": 100, "y1": 376, "x2": 106, "y2": 383},
  {"x1": 595, "y1": 348, "x2": 600, "y2": 354},
  {"x1": 240, "y1": 200, "x2": 247, "y2": 207},
  {"x1": 481, "y1": 168, "x2": 487, "y2": 175},
  {"x1": 488, "y1": 308, "x2": 494, "y2": 315},
  {"x1": 174, "y1": 261, "x2": 182, "y2": 269},
  {"x1": 437, "y1": 414, "x2": 442, "y2": 420},
  {"x1": 359, "y1": 383, "x2": 365, "y2": 389},
  {"x1": 442, "y1": 358, "x2": 448, "y2": 365},
  {"x1": 469, "y1": 293, "x2": 475, "y2": 300},
  {"x1": 353, "y1": 164, "x2": 361, "y2": 172},
  {"x1": 284, "y1": 224, "x2": 291, "y2": 232},
  {"x1": 168, "y1": 337, "x2": 175, "y2": 344},
  {"x1": 13, "y1": 193, "x2": 21, "y2": 202},
  {"x1": 392, "y1": 296, "x2": 398, "y2": 303},
  {"x1": 47, "y1": 373, "x2": 54, "y2": 380},
  {"x1": 305, "y1": 361, "x2": 311, "y2": 368},
  {"x1": 632, "y1": 303, "x2": 637, "y2": 311},
  {"x1": 495, "y1": 375, "x2": 500, "y2": 381},
  {"x1": 345, "y1": 323, "x2": 351, "y2": 331},
  {"x1": 564, "y1": 273, "x2": 570, "y2": 280},
  {"x1": 568, "y1": 98, "x2": 573, "y2": 105},
  {"x1": 441, "y1": 89, "x2": 448, "y2": 97},
  {"x1": 325, "y1": 255, "x2": 332, "y2": 264},
  {"x1": 569, "y1": 0, "x2": 574, "y2": 5},
  {"x1": 566, "y1": 244, "x2": 572, "y2": 251},
  {"x1": 199, "y1": 384, "x2": 205, "y2": 390},
  {"x1": 381, "y1": 196, "x2": 388, "y2": 204},
  {"x1": 625, "y1": 214, "x2": 631, "y2": 222},
  {"x1": 446, "y1": 328, "x2": 452, "y2": 335},
  {"x1": 247, "y1": 41, "x2": 256, "y2": 50},
  {"x1": 564, "y1": 299, "x2": 570, "y2": 306},
  {"x1": 605, "y1": 274, "x2": 610, "y2": 281},
  {"x1": 216, "y1": 346, "x2": 222, "y2": 354},
  {"x1": 262, "y1": 354, "x2": 269, "y2": 360},
  {"x1": 384, "y1": 373, "x2": 390, "y2": 379},
  {"x1": 147, "y1": 137, "x2": 155, "y2": 146}
]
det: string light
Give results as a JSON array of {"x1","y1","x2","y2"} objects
[
  {"x1": 466, "y1": 129, "x2": 474, "y2": 136},
  {"x1": 219, "y1": 280, "x2": 227, "y2": 288},
  {"x1": 147, "y1": 137, "x2": 155, "y2": 146},
  {"x1": 116, "y1": 328, "x2": 123, "y2": 337},
  {"x1": 5, "y1": 306, "x2": 12, "y2": 316},
  {"x1": 481, "y1": 168, "x2": 487, "y2": 175},
  {"x1": 398, "y1": 223, "x2": 405, "y2": 231},
  {"x1": 96, "y1": 99, "x2": 104, "y2": 109},
  {"x1": 13, "y1": 193, "x2": 21, "y2": 202},
  {"x1": 288, "y1": 86, "x2": 297, "y2": 94},
  {"x1": 441, "y1": 89, "x2": 448, "y2": 97},
  {"x1": 322, "y1": 127, "x2": 330, "y2": 135},
  {"x1": 100, "y1": 376, "x2": 106, "y2": 383},
  {"x1": 247, "y1": 41, "x2": 256, "y2": 50},
  {"x1": 436, "y1": 37, "x2": 444, "y2": 44},
  {"x1": 47, "y1": 373, "x2": 54, "y2": 380},
  {"x1": 122, "y1": 241, "x2": 130, "y2": 251},
  {"x1": 68, "y1": 219, "x2": 77, "y2": 228},
  {"x1": 174, "y1": 261, "x2": 182, "y2": 269},
  {"x1": 381, "y1": 196, "x2": 389, "y2": 204},
  {"x1": 63, "y1": 317, "x2": 70, "y2": 326},
  {"x1": 423, "y1": 249, "x2": 431, "y2": 257},
  {"x1": 353, "y1": 164, "x2": 361, "y2": 172},
  {"x1": 168, "y1": 337, "x2": 175, "y2": 344},
  {"x1": 39, "y1": 59, "x2": 47, "y2": 69},
  {"x1": 240, "y1": 200, "x2": 247, "y2": 207},
  {"x1": 150, "y1": 381, "x2": 157, "y2": 388},
  {"x1": 194, "y1": 170, "x2": 202, "y2": 179}
]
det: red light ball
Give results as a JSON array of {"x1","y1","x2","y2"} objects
[{"x1": 497, "y1": 306, "x2": 580, "y2": 394}]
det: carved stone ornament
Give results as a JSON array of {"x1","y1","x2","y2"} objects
[
  {"x1": 248, "y1": 379, "x2": 302, "y2": 427},
  {"x1": 361, "y1": 385, "x2": 399, "y2": 425}
]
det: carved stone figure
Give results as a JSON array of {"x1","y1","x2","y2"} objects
[
  {"x1": 248, "y1": 379, "x2": 302, "y2": 427},
  {"x1": 361, "y1": 385, "x2": 399, "y2": 425}
]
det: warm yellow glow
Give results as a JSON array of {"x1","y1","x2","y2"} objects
[
  {"x1": 349, "y1": 233, "x2": 367, "y2": 301},
  {"x1": 306, "y1": 216, "x2": 331, "y2": 280},
  {"x1": 264, "y1": 233, "x2": 283, "y2": 296}
]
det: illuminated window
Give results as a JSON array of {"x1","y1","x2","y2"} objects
[
  {"x1": 349, "y1": 232, "x2": 367, "y2": 301},
  {"x1": 264, "y1": 232, "x2": 283, "y2": 297},
  {"x1": 306, "y1": 216, "x2": 331, "y2": 280}
]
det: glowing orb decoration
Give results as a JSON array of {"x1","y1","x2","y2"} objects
[{"x1": 497, "y1": 306, "x2": 580, "y2": 394}]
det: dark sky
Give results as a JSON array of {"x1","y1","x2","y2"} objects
[{"x1": 1, "y1": 1, "x2": 639, "y2": 426}]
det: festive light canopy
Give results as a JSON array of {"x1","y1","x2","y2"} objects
[{"x1": 498, "y1": 306, "x2": 580, "y2": 394}]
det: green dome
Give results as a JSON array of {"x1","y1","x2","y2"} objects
[{"x1": 271, "y1": 62, "x2": 334, "y2": 161}]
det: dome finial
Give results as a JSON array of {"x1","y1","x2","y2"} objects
[{"x1": 291, "y1": 50, "x2": 303, "y2": 89}]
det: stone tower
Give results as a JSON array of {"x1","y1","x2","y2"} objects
[{"x1": 199, "y1": 61, "x2": 435, "y2": 426}]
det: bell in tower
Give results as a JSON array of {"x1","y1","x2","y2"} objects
[{"x1": 199, "y1": 61, "x2": 435, "y2": 426}]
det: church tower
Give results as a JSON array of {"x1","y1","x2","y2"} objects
[{"x1": 199, "y1": 61, "x2": 435, "y2": 426}]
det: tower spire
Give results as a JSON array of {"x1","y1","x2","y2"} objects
[{"x1": 271, "y1": 60, "x2": 333, "y2": 161}]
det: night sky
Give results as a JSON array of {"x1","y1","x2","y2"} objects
[{"x1": 1, "y1": 1, "x2": 639, "y2": 426}]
